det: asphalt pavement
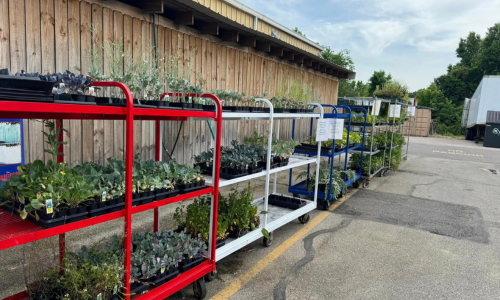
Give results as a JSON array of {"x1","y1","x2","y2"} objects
[{"x1": 201, "y1": 136, "x2": 500, "y2": 300}]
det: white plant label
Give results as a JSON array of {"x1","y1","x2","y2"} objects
[
  {"x1": 372, "y1": 100, "x2": 382, "y2": 116},
  {"x1": 46, "y1": 199, "x2": 53, "y2": 214},
  {"x1": 188, "y1": 96, "x2": 193, "y2": 103},
  {"x1": 408, "y1": 106, "x2": 416, "y2": 116},
  {"x1": 101, "y1": 191, "x2": 106, "y2": 202},
  {"x1": 164, "y1": 94, "x2": 170, "y2": 102},
  {"x1": 59, "y1": 83, "x2": 65, "y2": 89},
  {"x1": 332, "y1": 119, "x2": 344, "y2": 140},
  {"x1": 316, "y1": 119, "x2": 329, "y2": 142},
  {"x1": 17, "y1": 193, "x2": 25, "y2": 205},
  {"x1": 390, "y1": 105, "x2": 401, "y2": 118},
  {"x1": 51, "y1": 87, "x2": 57, "y2": 94},
  {"x1": 161, "y1": 261, "x2": 166, "y2": 274},
  {"x1": 89, "y1": 87, "x2": 95, "y2": 96},
  {"x1": 113, "y1": 286, "x2": 118, "y2": 294},
  {"x1": 97, "y1": 293, "x2": 102, "y2": 300}
]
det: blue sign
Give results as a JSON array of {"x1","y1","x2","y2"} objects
[{"x1": 0, "y1": 119, "x2": 24, "y2": 182}]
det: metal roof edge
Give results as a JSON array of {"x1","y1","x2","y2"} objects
[{"x1": 222, "y1": 0, "x2": 324, "y2": 52}]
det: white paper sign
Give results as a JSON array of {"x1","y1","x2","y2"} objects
[
  {"x1": 316, "y1": 119, "x2": 329, "y2": 142},
  {"x1": 332, "y1": 119, "x2": 344, "y2": 140},
  {"x1": 408, "y1": 106, "x2": 416, "y2": 117},
  {"x1": 371, "y1": 100, "x2": 381, "y2": 116},
  {"x1": 390, "y1": 105, "x2": 401, "y2": 118}
]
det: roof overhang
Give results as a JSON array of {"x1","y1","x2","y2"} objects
[{"x1": 118, "y1": 0, "x2": 356, "y2": 79}]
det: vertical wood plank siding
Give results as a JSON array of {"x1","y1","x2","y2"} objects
[{"x1": 2, "y1": 0, "x2": 338, "y2": 167}]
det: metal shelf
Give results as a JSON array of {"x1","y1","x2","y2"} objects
[
  {"x1": 0, "y1": 83, "x2": 223, "y2": 300},
  {"x1": 216, "y1": 197, "x2": 315, "y2": 261},
  {"x1": 294, "y1": 148, "x2": 347, "y2": 157},
  {"x1": 205, "y1": 156, "x2": 316, "y2": 187},
  {"x1": 0, "y1": 101, "x2": 216, "y2": 121},
  {"x1": 219, "y1": 112, "x2": 321, "y2": 120},
  {"x1": 350, "y1": 149, "x2": 381, "y2": 155},
  {"x1": 211, "y1": 99, "x2": 322, "y2": 263}
]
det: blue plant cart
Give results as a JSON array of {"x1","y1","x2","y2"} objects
[{"x1": 288, "y1": 105, "x2": 367, "y2": 210}]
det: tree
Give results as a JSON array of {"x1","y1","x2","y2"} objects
[
  {"x1": 292, "y1": 27, "x2": 306, "y2": 37},
  {"x1": 456, "y1": 32, "x2": 482, "y2": 67},
  {"x1": 434, "y1": 64, "x2": 483, "y2": 105},
  {"x1": 320, "y1": 47, "x2": 354, "y2": 71},
  {"x1": 416, "y1": 84, "x2": 464, "y2": 135},
  {"x1": 373, "y1": 80, "x2": 408, "y2": 99},
  {"x1": 338, "y1": 80, "x2": 369, "y2": 97},
  {"x1": 479, "y1": 23, "x2": 500, "y2": 75},
  {"x1": 368, "y1": 70, "x2": 392, "y2": 96}
]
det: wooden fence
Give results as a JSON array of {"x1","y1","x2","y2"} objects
[{"x1": 0, "y1": 0, "x2": 339, "y2": 167}]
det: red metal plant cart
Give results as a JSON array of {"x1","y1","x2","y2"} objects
[{"x1": 0, "y1": 82, "x2": 223, "y2": 300}]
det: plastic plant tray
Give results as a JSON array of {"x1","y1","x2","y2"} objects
[
  {"x1": 179, "y1": 184, "x2": 207, "y2": 193},
  {"x1": 268, "y1": 194, "x2": 307, "y2": 210},
  {"x1": 178, "y1": 256, "x2": 204, "y2": 273},
  {"x1": 154, "y1": 189, "x2": 180, "y2": 201}
]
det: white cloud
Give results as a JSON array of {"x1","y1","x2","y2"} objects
[{"x1": 237, "y1": 0, "x2": 500, "y2": 90}]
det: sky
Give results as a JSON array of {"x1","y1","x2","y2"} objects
[{"x1": 237, "y1": 0, "x2": 500, "y2": 91}]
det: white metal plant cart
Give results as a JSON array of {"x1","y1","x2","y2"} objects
[{"x1": 203, "y1": 99, "x2": 324, "y2": 261}]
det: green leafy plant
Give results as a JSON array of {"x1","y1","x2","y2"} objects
[{"x1": 296, "y1": 162, "x2": 355, "y2": 198}]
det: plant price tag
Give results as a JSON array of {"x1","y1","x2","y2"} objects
[
  {"x1": 89, "y1": 87, "x2": 95, "y2": 96},
  {"x1": 161, "y1": 261, "x2": 166, "y2": 274},
  {"x1": 17, "y1": 193, "x2": 25, "y2": 205},
  {"x1": 101, "y1": 191, "x2": 106, "y2": 202},
  {"x1": 46, "y1": 199, "x2": 53, "y2": 214},
  {"x1": 97, "y1": 293, "x2": 102, "y2": 300},
  {"x1": 372, "y1": 100, "x2": 382, "y2": 116},
  {"x1": 113, "y1": 286, "x2": 118, "y2": 294},
  {"x1": 390, "y1": 105, "x2": 401, "y2": 118},
  {"x1": 315, "y1": 119, "x2": 329, "y2": 142},
  {"x1": 163, "y1": 94, "x2": 170, "y2": 102},
  {"x1": 331, "y1": 119, "x2": 344, "y2": 140},
  {"x1": 408, "y1": 106, "x2": 416, "y2": 116},
  {"x1": 188, "y1": 96, "x2": 193, "y2": 103}
]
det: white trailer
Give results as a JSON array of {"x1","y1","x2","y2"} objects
[{"x1": 462, "y1": 75, "x2": 500, "y2": 140}]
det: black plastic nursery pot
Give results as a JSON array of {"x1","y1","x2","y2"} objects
[
  {"x1": 178, "y1": 180, "x2": 206, "y2": 193},
  {"x1": 178, "y1": 255, "x2": 204, "y2": 273},
  {"x1": 248, "y1": 166, "x2": 263, "y2": 174},
  {"x1": 54, "y1": 94, "x2": 72, "y2": 101},
  {"x1": 157, "y1": 101, "x2": 170, "y2": 107},
  {"x1": 202, "y1": 104, "x2": 215, "y2": 111},
  {"x1": 152, "y1": 267, "x2": 179, "y2": 287},
  {"x1": 220, "y1": 168, "x2": 248, "y2": 180},
  {"x1": 227, "y1": 227, "x2": 249, "y2": 239},
  {"x1": 130, "y1": 281, "x2": 149, "y2": 294},
  {"x1": 131, "y1": 192, "x2": 155, "y2": 207},
  {"x1": 154, "y1": 188, "x2": 180, "y2": 201},
  {"x1": 216, "y1": 238, "x2": 226, "y2": 249},
  {"x1": 268, "y1": 194, "x2": 307, "y2": 210}
]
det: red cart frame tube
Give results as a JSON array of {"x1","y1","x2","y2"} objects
[{"x1": 92, "y1": 82, "x2": 134, "y2": 297}]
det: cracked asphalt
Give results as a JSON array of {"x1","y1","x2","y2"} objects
[
  {"x1": 2, "y1": 136, "x2": 500, "y2": 300},
  {"x1": 201, "y1": 136, "x2": 500, "y2": 300}
]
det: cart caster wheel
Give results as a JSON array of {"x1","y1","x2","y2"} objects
[
  {"x1": 298, "y1": 213, "x2": 310, "y2": 224},
  {"x1": 363, "y1": 181, "x2": 370, "y2": 188},
  {"x1": 193, "y1": 278, "x2": 207, "y2": 299},
  {"x1": 293, "y1": 194, "x2": 300, "y2": 198},
  {"x1": 204, "y1": 270, "x2": 217, "y2": 282},
  {"x1": 322, "y1": 200, "x2": 330, "y2": 210},
  {"x1": 263, "y1": 232, "x2": 274, "y2": 247},
  {"x1": 352, "y1": 180, "x2": 360, "y2": 189}
]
